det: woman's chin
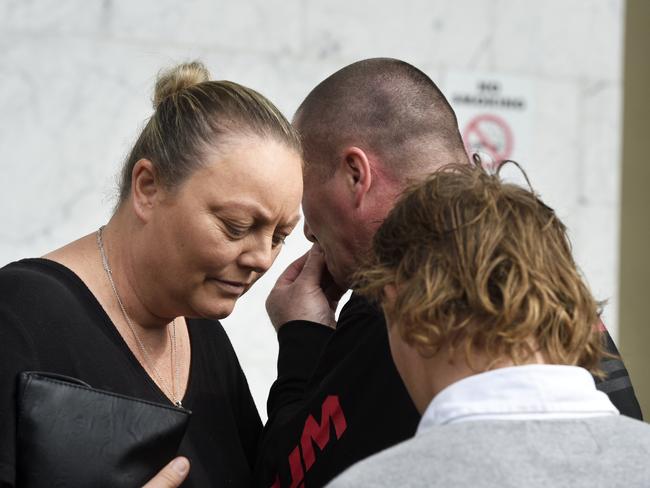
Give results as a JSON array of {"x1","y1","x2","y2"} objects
[
  {"x1": 208, "y1": 303, "x2": 237, "y2": 320},
  {"x1": 189, "y1": 296, "x2": 239, "y2": 321}
]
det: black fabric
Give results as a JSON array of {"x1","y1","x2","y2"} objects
[
  {"x1": 255, "y1": 294, "x2": 644, "y2": 488},
  {"x1": 595, "y1": 331, "x2": 643, "y2": 419},
  {"x1": 0, "y1": 258, "x2": 262, "y2": 488},
  {"x1": 255, "y1": 294, "x2": 419, "y2": 488}
]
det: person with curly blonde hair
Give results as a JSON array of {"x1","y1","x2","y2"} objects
[{"x1": 328, "y1": 162, "x2": 650, "y2": 488}]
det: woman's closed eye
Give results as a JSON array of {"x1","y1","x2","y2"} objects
[
  {"x1": 220, "y1": 215, "x2": 292, "y2": 248},
  {"x1": 222, "y1": 220, "x2": 250, "y2": 239}
]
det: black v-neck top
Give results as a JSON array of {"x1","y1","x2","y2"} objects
[{"x1": 0, "y1": 258, "x2": 261, "y2": 487}]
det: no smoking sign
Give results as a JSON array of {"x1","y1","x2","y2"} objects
[
  {"x1": 446, "y1": 72, "x2": 533, "y2": 169},
  {"x1": 463, "y1": 113, "x2": 514, "y2": 166}
]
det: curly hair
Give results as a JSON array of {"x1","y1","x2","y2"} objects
[{"x1": 355, "y1": 161, "x2": 605, "y2": 375}]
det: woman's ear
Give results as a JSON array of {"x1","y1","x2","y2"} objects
[
  {"x1": 340, "y1": 146, "x2": 372, "y2": 208},
  {"x1": 130, "y1": 159, "x2": 159, "y2": 223}
]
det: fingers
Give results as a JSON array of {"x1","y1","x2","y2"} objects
[
  {"x1": 142, "y1": 457, "x2": 190, "y2": 488},
  {"x1": 275, "y1": 249, "x2": 310, "y2": 286},
  {"x1": 296, "y1": 244, "x2": 327, "y2": 285},
  {"x1": 274, "y1": 244, "x2": 326, "y2": 288},
  {"x1": 265, "y1": 243, "x2": 338, "y2": 330}
]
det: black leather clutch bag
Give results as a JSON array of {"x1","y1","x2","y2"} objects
[{"x1": 16, "y1": 371, "x2": 191, "y2": 488}]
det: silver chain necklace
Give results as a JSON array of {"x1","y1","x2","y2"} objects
[{"x1": 97, "y1": 226, "x2": 182, "y2": 408}]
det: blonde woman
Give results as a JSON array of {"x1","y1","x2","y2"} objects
[{"x1": 0, "y1": 61, "x2": 303, "y2": 487}]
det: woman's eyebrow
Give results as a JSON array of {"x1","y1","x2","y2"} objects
[
  {"x1": 212, "y1": 201, "x2": 271, "y2": 220},
  {"x1": 212, "y1": 201, "x2": 300, "y2": 229},
  {"x1": 280, "y1": 214, "x2": 302, "y2": 229}
]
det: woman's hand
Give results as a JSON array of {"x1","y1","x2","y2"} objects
[{"x1": 142, "y1": 457, "x2": 190, "y2": 488}]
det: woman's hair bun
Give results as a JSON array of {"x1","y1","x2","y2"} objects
[{"x1": 153, "y1": 61, "x2": 211, "y2": 109}]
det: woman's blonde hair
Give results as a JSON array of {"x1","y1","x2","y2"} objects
[
  {"x1": 118, "y1": 60, "x2": 301, "y2": 203},
  {"x1": 356, "y1": 161, "x2": 605, "y2": 375}
]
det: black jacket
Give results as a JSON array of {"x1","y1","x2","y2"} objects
[{"x1": 254, "y1": 294, "x2": 642, "y2": 488}]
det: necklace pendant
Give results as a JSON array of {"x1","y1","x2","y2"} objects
[{"x1": 175, "y1": 400, "x2": 183, "y2": 408}]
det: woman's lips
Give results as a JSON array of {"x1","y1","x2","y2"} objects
[{"x1": 210, "y1": 278, "x2": 248, "y2": 295}]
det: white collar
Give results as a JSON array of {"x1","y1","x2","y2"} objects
[{"x1": 417, "y1": 364, "x2": 619, "y2": 433}]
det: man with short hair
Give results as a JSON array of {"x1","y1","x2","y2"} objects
[
  {"x1": 326, "y1": 163, "x2": 650, "y2": 487},
  {"x1": 254, "y1": 58, "x2": 642, "y2": 488}
]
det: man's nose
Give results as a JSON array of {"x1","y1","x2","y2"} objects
[{"x1": 303, "y1": 220, "x2": 317, "y2": 243}]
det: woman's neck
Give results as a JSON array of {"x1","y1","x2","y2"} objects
[{"x1": 100, "y1": 212, "x2": 173, "y2": 333}]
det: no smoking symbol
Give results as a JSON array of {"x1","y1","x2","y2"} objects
[{"x1": 462, "y1": 113, "x2": 514, "y2": 167}]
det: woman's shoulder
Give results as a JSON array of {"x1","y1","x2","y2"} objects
[
  {"x1": 0, "y1": 258, "x2": 90, "y2": 309},
  {"x1": 1, "y1": 258, "x2": 77, "y2": 287},
  {"x1": 0, "y1": 259, "x2": 95, "y2": 355}
]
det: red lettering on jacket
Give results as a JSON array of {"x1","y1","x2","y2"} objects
[
  {"x1": 301, "y1": 395, "x2": 348, "y2": 470},
  {"x1": 271, "y1": 395, "x2": 347, "y2": 488},
  {"x1": 288, "y1": 446, "x2": 304, "y2": 488}
]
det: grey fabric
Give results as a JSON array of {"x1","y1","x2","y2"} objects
[{"x1": 327, "y1": 416, "x2": 650, "y2": 487}]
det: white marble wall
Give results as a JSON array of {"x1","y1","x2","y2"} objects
[{"x1": 0, "y1": 0, "x2": 624, "y2": 417}]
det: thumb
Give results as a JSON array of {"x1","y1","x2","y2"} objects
[
  {"x1": 275, "y1": 250, "x2": 310, "y2": 286},
  {"x1": 142, "y1": 457, "x2": 190, "y2": 488}
]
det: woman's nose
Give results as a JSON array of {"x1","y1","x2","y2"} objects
[{"x1": 239, "y1": 238, "x2": 275, "y2": 274}]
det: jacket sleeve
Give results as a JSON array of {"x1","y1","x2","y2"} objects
[
  {"x1": 255, "y1": 321, "x2": 333, "y2": 487},
  {"x1": 266, "y1": 321, "x2": 334, "y2": 423},
  {"x1": 595, "y1": 325, "x2": 643, "y2": 420}
]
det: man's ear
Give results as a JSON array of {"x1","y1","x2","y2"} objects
[
  {"x1": 130, "y1": 159, "x2": 159, "y2": 223},
  {"x1": 340, "y1": 146, "x2": 372, "y2": 208}
]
